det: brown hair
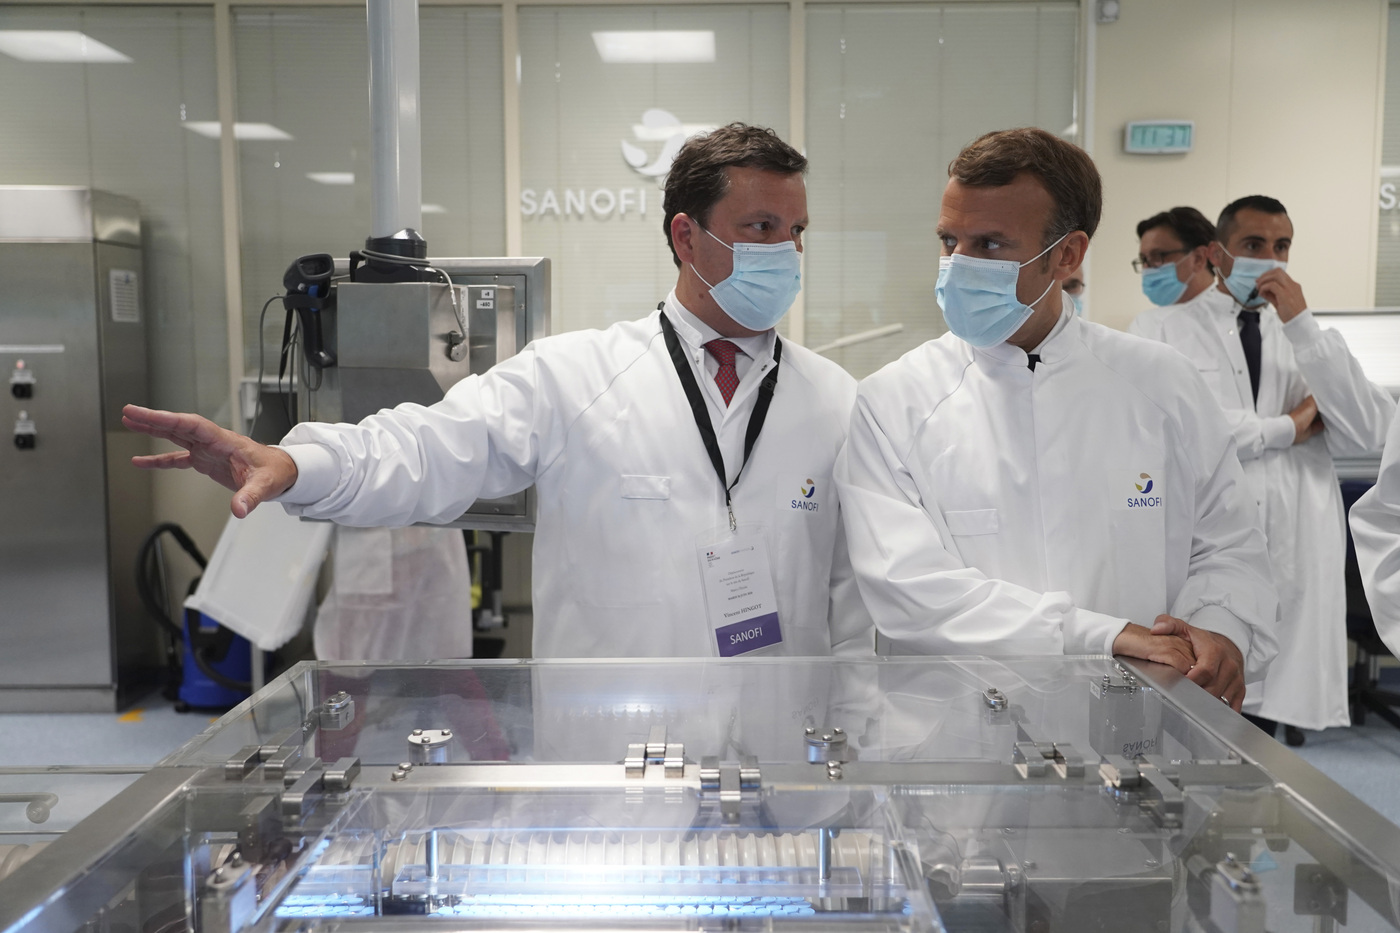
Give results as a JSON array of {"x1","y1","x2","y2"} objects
[
  {"x1": 1137, "y1": 206, "x2": 1216, "y2": 272},
  {"x1": 947, "y1": 127, "x2": 1102, "y2": 250},
  {"x1": 663, "y1": 123, "x2": 807, "y2": 268}
]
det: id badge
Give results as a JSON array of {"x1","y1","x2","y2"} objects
[{"x1": 697, "y1": 524, "x2": 784, "y2": 657}]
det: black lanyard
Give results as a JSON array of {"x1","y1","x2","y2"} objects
[{"x1": 658, "y1": 307, "x2": 782, "y2": 531}]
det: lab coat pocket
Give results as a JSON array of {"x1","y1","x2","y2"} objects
[
  {"x1": 620, "y1": 474, "x2": 672, "y2": 500},
  {"x1": 944, "y1": 509, "x2": 1000, "y2": 536}
]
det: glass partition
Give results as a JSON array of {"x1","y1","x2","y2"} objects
[
  {"x1": 518, "y1": 4, "x2": 789, "y2": 335},
  {"x1": 0, "y1": 6, "x2": 228, "y2": 418},
  {"x1": 804, "y1": 1, "x2": 1078, "y2": 377}
]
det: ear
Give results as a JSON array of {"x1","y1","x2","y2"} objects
[
  {"x1": 672, "y1": 213, "x2": 699, "y2": 266},
  {"x1": 1054, "y1": 231, "x2": 1090, "y2": 281},
  {"x1": 1207, "y1": 241, "x2": 1229, "y2": 273},
  {"x1": 1190, "y1": 244, "x2": 1211, "y2": 274}
]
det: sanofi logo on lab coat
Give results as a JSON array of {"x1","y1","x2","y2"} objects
[
  {"x1": 1113, "y1": 470, "x2": 1164, "y2": 510},
  {"x1": 779, "y1": 476, "x2": 822, "y2": 513}
]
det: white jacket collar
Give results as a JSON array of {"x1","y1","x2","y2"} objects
[
  {"x1": 661, "y1": 290, "x2": 775, "y2": 363},
  {"x1": 971, "y1": 307, "x2": 1075, "y2": 370}
]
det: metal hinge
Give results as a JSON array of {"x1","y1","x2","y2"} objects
[
  {"x1": 1099, "y1": 753, "x2": 1184, "y2": 827},
  {"x1": 624, "y1": 725, "x2": 686, "y2": 780},
  {"x1": 1011, "y1": 720, "x2": 1085, "y2": 780},
  {"x1": 700, "y1": 754, "x2": 760, "y2": 824}
]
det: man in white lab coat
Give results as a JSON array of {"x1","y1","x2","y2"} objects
[
  {"x1": 1350, "y1": 409, "x2": 1400, "y2": 659},
  {"x1": 123, "y1": 123, "x2": 872, "y2": 660},
  {"x1": 1129, "y1": 206, "x2": 1217, "y2": 329},
  {"x1": 1131, "y1": 196, "x2": 1395, "y2": 741},
  {"x1": 836, "y1": 128, "x2": 1278, "y2": 708}
]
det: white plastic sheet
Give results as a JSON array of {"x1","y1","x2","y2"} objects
[{"x1": 184, "y1": 507, "x2": 333, "y2": 651}]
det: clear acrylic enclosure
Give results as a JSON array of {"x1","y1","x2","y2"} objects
[{"x1": 3, "y1": 656, "x2": 1399, "y2": 933}]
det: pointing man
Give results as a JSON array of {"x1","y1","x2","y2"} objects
[
  {"x1": 125, "y1": 123, "x2": 872, "y2": 659},
  {"x1": 836, "y1": 129, "x2": 1278, "y2": 708}
]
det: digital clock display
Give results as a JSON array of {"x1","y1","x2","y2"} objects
[{"x1": 1124, "y1": 121, "x2": 1194, "y2": 154}]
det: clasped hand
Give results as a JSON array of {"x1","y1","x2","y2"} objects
[{"x1": 1111, "y1": 614, "x2": 1247, "y2": 711}]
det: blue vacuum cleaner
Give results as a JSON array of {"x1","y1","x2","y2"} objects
[{"x1": 137, "y1": 522, "x2": 253, "y2": 711}]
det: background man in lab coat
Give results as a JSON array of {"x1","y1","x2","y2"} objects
[
  {"x1": 1131, "y1": 196, "x2": 1395, "y2": 743},
  {"x1": 1350, "y1": 409, "x2": 1400, "y2": 660},
  {"x1": 1129, "y1": 207, "x2": 1217, "y2": 327},
  {"x1": 836, "y1": 128, "x2": 1278, "y2": 709},
  {"x1": 123, "y1": 123, "x2": 871, "y2": 661}
]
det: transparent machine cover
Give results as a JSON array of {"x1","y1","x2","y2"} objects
[{"x1": 3, "y1": 656, "x2": 1399, "y2": 933}]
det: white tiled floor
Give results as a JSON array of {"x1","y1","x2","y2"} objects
[{"x1": 0, "y1": 692, "x2": 217, "y2": 767}]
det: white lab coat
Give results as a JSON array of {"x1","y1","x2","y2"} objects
[
  {"x1": 277, "y1": 297, "x2": 872, "y2": 659},
  {"x1": 1130, "y1": 287, "x2": 1394, "y2": 728},
  {"x1": 835, "y1": 310, "x2": 1278, "y2": 680},
  {"x1": 1350, "y1": 408, "x2": 1400, "y2": 659},
  {"x1": 314, "y1": 526, "x2": 475, "y2": 661}
]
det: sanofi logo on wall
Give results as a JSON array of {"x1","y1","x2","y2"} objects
[{"x1": 520, "y1": 109, "x2": 715, "y2": 220}]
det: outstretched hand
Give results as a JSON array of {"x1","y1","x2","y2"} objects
[{"x1": 122, "y1": 405, "x2": 299, "y2": 518}]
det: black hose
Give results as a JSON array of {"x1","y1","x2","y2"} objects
[
  {"x1": 136, "y1": 523, "x2": 254, "y2": 696},
  {"x1": 135, "y1": 523, "x2": 206, "y2": 641}
]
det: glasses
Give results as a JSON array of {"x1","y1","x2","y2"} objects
[{"x1": 1132, "y1": 249, "x2": 1190, "y2": 273}]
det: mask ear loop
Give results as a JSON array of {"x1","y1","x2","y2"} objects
[
  {"x1": 688, "y1": 224, "x2": 734, "y2": 292},
  {"x1": 1019, "y1": 232, "x2": 1070, "y2": 311}
]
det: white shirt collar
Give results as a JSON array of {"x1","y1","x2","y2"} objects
[{"x1": 662, "y1": 290, "x2": 775, "y2": 361}]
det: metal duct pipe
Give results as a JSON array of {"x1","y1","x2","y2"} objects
[{"x1": 367, "y1": 0, "x2": 423, "y2": 238}]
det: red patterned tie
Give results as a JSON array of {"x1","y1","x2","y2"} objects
[{"x1": 704, "y1": 339, "x2": 740, "y2": 407}]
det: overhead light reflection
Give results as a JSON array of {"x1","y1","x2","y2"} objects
[
  {"x1": 0, "y1": 30, "x2": 131, "y2": 63},
  {"x1": 592, "y1": 31, "x2": 715, "y2": 64},
  {"x1": 183, "y1": 121, "x2": 293, "y2": 141},
  {"x1": 307, "y1": 172, "x2": 355, "y2": 185},
  {"x1": 421, "y1": 204, "x2": 448, "y2": 214}
]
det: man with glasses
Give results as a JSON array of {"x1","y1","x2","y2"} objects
[
  {"x1": 1129, "y1": 195, "x2": 1394, "y2": 744},
  {"x1": 835, "y1": 129, "x2": 1278, "y2": 710},
  {"x1": 1127, "y1": 207, "x2": 1217, "y2": 334}
]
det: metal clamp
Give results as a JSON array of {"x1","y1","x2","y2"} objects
[
  {"x1": 323, "y1": 757, "x2": 362, "y2": 793},
  {"x1": 201, "y1": 858, "x2": 257, "y2": 933},
  {"x1": 700, "y1": 755, "x2": 760, "y2": 824},
  {"x1": 624, "y1": 726, "x2": 686, "y2": 780},
  {"x1": 1011, "y1": 728, "x2": 1085, "y2": 780},
  {"x1": 1210, "y1": 853, "x2": 1265, "y2": 933},
  {"x1": 804, "y1": 726, "x2": 850, "y2": 764},
  {"x1": 1092, "y1": 670, "x2": 1139, "y2": 699},
  {"x1": 408, "y1": 728, "x2": 453, "y2": 765},
  {"x1": 282, "y1": 758, "x2": 326, "y2": 818},
  {"x1": 1099, "y1": 754, "x2": 1184, "y2": 826},
  {"x1": 224, "y1": 745, "x2": 263, "y2": 782},
  {"x1": 319, "y1": 691, "x2": 355, "y2": 731}
]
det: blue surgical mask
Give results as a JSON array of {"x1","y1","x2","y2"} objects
[
  {"x1": 1218, "y1": 246, "x2": 1285, "y2": 308},
  {"x1": 1065, "y1": 290, "x2": 1084, "y2": 316},
  {"x1": 1141, "y1": 260, "x2": 1189, "y2": 306},
  {"x1": 691, "y1": 227, "x2": 801, "y2": 331},
  {"x1": 936, "y1": 234, "x2": 1067, "y2": 347}
]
